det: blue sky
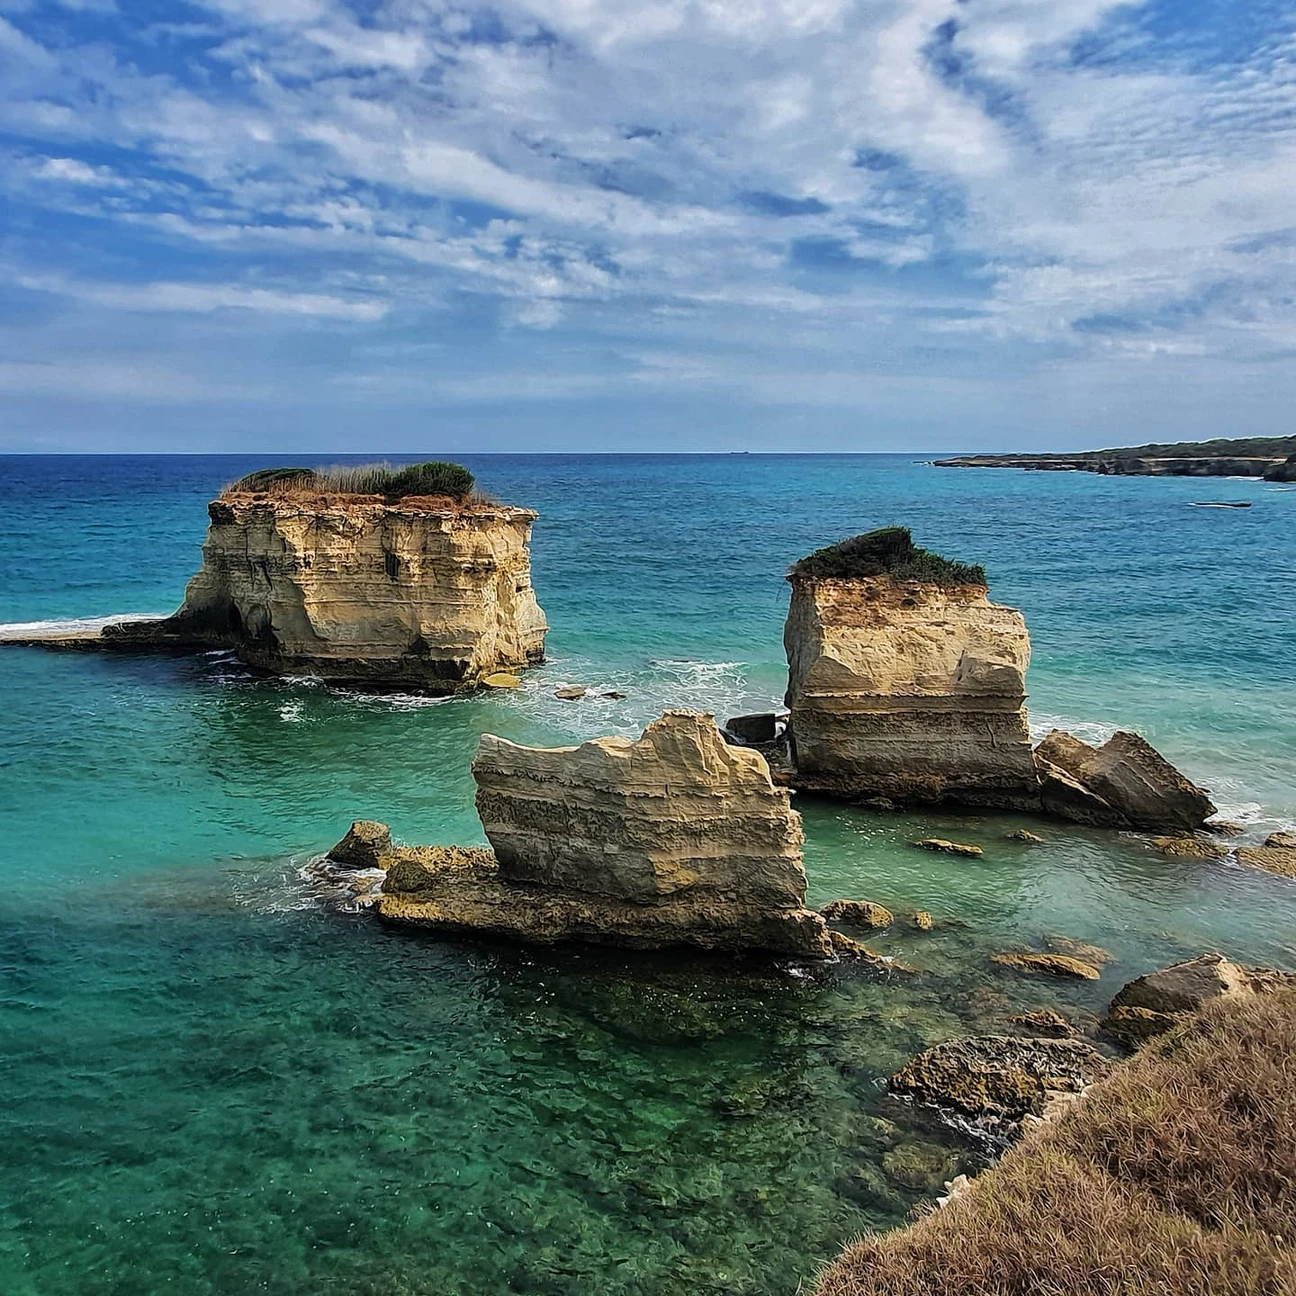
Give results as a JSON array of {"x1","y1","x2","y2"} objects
[{"x1": 2, "y1": 0, "x2": 1296, "y2": 452}]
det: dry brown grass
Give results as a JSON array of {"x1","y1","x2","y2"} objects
[{"x1": 816, "y1": 988, "x2": 1296, "y2": 1296}]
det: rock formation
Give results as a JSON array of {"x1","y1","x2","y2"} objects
[
  {"x1": 889, "y1": 1035, "x2": 1114, "y2": 1141},
  {"x1": 1035, "y1": 730, "x2": 1215, "y2": 832},
  {"x1": 783, "y1": 529, "x2": 1038, "y2": 809},
  {"x1": 1102, "y1": 952, "x2": 1292, "y2": 1045},
  {"x1": 378, "y1": 711, "x2": 834, "y2": 958},
  {"x1": 1235, "y1": 833, "x2": 1296, "y2": 879},
  {"x1": 5, "y1": 479, "x2": 547, "y2": 690},
  {"x1": 1262, "y1": 453, "x2": 1296, "y2": 482}
]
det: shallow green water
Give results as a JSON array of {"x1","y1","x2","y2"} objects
[{"x1": 1, "y1": 454, "x2": 1294, "y2": 1294}]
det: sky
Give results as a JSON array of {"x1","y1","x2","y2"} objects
[{"x1": 3, "y1": 0, "x2": 1296, "y2": 452}]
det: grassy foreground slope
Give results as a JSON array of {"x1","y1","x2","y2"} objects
[{"x1": 816, "y1": 989, "x2": 1296, "y2": 1296}]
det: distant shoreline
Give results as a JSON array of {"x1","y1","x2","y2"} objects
[{"x1": 934, "y1": 435, "x2": 1296, "y2": 481}]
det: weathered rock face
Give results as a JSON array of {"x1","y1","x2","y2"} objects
[
  {"x1": 380, "y1": 711, "x2": 834, "y2": 957},
  {"x1": 106, "y1": 492, "x2": 547, "y2": 689},
  {"x1": 1262, "y1": 454, "x2": 1296, "y2": 482},
  {"x1": 1101, "y1": 953, "x2": 1292, "y2": 1044},
  {"x1": 889, "y1": 1035, "x2": 1114, "y2": 1142},
  {"x1": 784, "y1": 575, "x2": 1038, "y2": 808},
  {"x1": 1035, "y1": 729, "x2": 1215, "y2": 832}
]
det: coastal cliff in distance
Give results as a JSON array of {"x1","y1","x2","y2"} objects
[
  {"x1": 783, "y1": 528, "x2": 1039, "y2": 809},
  {"x1": 933, "y1": 433, "x2": 1296, "y2": 478},
  {"x1": 8, "y1": 462, "x2": 549, "y2": 690}
]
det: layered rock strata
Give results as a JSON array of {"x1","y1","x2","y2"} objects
[
  {"x1": 1035, "y1": 729, "x2": 1215, "y2": 832},
  {"x1": 379, "y1": 711, "x2": 834, "y2": 957},
  {"x1": 784, "y1": 571, "x2": 1038, "y2": 808},
  {"x1": 12, "y1": 491, "x2": 547, "y2": 689}
]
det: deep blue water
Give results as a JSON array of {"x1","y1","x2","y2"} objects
[{"x1": 1, "y1": 454, "x2": 1294, "y2": 1295}]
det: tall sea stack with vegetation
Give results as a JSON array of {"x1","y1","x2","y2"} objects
[
  {"x1": 8, "y1": 462, "x2": 549, "y2": 689},
  {"x1": 783, "y1": 528, "x2": 1039, "y2": 808}
]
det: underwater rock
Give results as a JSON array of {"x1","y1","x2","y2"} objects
[
  {"x1": 380, "y1": 711, "x2": 833, "y2": 958},
  {"x1": 1035, "y1": 729, "x2": 1215, "y2": 832},
  {"x1": 825, "y1": 929, "x2": 910, "y2": 972},
  {"x1": 910, "y1": 910, "x2": 934, "y2": 931},
  {"x1": 782, "y1": 529, "x2": 1039, "y2": 809},
  {"x1": 912, "y1": 838, "x2": 983, "y2": 858},
  {"x1": 1042, "y1": 935, "x2": 1114, "y2": 968},
  {"x1": 1005, "y1": 828, "x2": 1045, "y2": 843},
  {"x1": 1152, "y1": 835, "x2": 1229, "y2": 860},
  {"x1": 1235, "y1": 843, "x2": 1296, "y2": 879},
  {"x1": 86, "y1": 490, "x2": 549, "y2": 689},
  {"x1": 820, "y1": 899, "x2": 894, "y2": 929},
  {"x1": 881, "y1": 1143, "x2": 962, "y2": 1192},
  {"x1": 889, "y1": 1034, "x2": 1113, "y2": 1139},
  {"x1": 991, "y1": 952, "x2": 1102, "y2": 980},
  {"x1": 327, "y1": 820, "x2": 396, "y2": 871},
  {"x1": 1008, "y1": 1008, "x2": 1075, "y2": 1038}
]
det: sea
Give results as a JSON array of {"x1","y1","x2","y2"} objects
[{"x1": 1, "y1": 453, "x2": 1293, "y2": 1296}]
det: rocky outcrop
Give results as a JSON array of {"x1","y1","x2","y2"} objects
[
  {"x1": 28, "y1": 490, "x2": 547, "y2": 689},
  {"x1": 889, "y1": 1035, "x2": 1114, "y2": 1141},
  {"x1": 784, "y1": 547, "x2": 1037, "y2": 809},
  {"x1": 1035, "y1": 729, "x2": 1215, "y2": 832},
  {"x1": 379, "y1": 711, "x2": 834, "y2": 957},
  {"x1": 1101, "y1": 953, "x2": 1291, "y2": 1044},
  {"x1": 1262, "y1": 454, "x2": 1296, "y2": 482},
  {"x1": 1235, "y1": 838, "x2": 1296, "y2": 878}
]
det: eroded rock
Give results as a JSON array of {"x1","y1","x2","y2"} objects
[
  {"x1": 783, "y1": 532, "x2": 1039, "y2": 809},
  {"x1": 1236, "y1": 843, "x2": 1296, "y2": 879},
  {"x1": 821, "y1": 899, "x2": 893, "y2": 929},
  {"x1": 1035, "y1": 729, "x2": 1215, "y2": 832},
  {"x1": 1100, "y1": 953, "x2": 1287, "y2": 1044},
  {"x1": 912, "y1": 838, "x2": 983, "y2": 858},
  {"x1": 889, "y1": 1035, "x2": 1114, "y2": 1141},
  {"x1": 379, "y1": 711, "x2": 833, "y2": 957},
  {"x1": 991, "y1": 952, "x2": 1101, "y2": 980},
  {"x1": 327, "y1": 820, "x2": 395, "y2": 871},
  {"x1": 101, "y1": 492, "x2": 548, "y2": 689}
]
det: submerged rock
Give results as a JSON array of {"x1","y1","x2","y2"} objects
[
  {"x1": 1035, "y1": 729, "x2": 1215, "y2": 832},
  {"x1": 553, "y1": 686, "x2": 587, "y2": 700},
  {"x1": 1008, "y1": 1008, "x2": 1075, "y2": 1038},
  {"x1": 991, "y1": 952, "x2": 1102, "y2": 980},
  {"x1": 889, "y1": 1035, "x2": 1113, "y2": 1139},
  {"x1": 820, "y1": 899, "x2": 893, "y2": 929},
  {"x1": 1236, "y1": 843, "x2": 1296, "y2": 879},
  {"x1": 910, "y1": 910, "x2": 934, "y2": 931},
  {"x1": 782, "y1": 529, "x2": 1039, "y2": 809},
  {"x1": 912, "y1": 838, "x2": 983, "y2": 858},
  {"x1": 1005, "y1": 828, "x2": 1044, "y2": 843},
  {"x1": 1153, "y1": 834, "x2": 1228, "y2": 860},
  {"x1": 379, "y1": 711, "x2": 833, "y2": 958},
  {"x1": 88, "y1": 490, "x2": 549, "y2": 689}
]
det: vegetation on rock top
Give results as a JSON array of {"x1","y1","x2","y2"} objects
[
  {"x1": 790, "y1": 527, "x2": 987, "y2": 587},
  {"x1": 228, "y1": 461, "x2": 476, "y2": 501}
]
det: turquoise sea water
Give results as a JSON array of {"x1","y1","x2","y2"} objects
[{"x1": 1, "y1": 454, "x2": 1294, "y2": 1295}]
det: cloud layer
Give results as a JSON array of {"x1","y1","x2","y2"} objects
[{"x1": 2, "y1": 0, "x2": 1296, "y2": 449}]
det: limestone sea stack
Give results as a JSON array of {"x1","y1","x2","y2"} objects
[
  {"x1": 102, "y1": 464, "x2": 547, "y2": 689},
  {"x1": 783, "y1": 528, "x2": 1038, "y2": 809},
  {"x1": 378, "y1": 710, "x2": 833, "y2": 957}
]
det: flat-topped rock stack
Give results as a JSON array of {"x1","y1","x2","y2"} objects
[
  {"x1": 375, "y1": 711, "x2": 834, "y2": 957},
  {"x1": 783, "y1": 528, "x2": 1039, "y2": 809},
  {"x1": 3, "y1": 462, "x2": 548, "y2": 690}
]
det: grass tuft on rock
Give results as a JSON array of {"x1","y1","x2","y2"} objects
[
  {"x1": 815, "y1": 986, "x2": 1296, "y2": 1296},
  {"x1": 790, "y1": 527, "x2": 986, "y2": 586},
  {"x1": 228, "y1": 461, "x2": 476, "y2": 502}
]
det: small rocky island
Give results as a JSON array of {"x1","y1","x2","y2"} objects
[
  {"x1": 774, "y1": 527, "x2": 1217, "y2": 833},
  {"x1": 4, "y1": 462, "x2": 548, "y2": 690},
  {"x1": 784, "y1": 528, "x2": 1039, "y2": 809},
  {"x1": 335, "y1": 711, "x2": 837, "y2": 958},
  {"x1": 933, "y1": 433, "x2": 1296, "y2": 479}
]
